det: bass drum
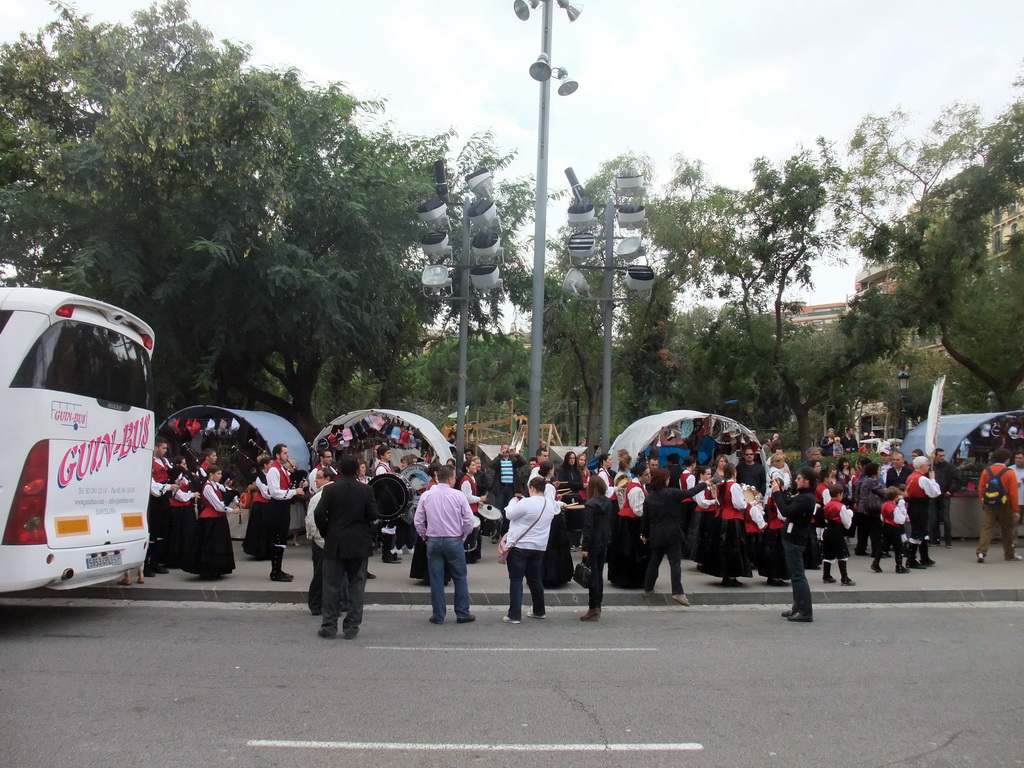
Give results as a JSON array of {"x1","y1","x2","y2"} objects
[
  {"x1": 400, "y1": 462, "x2": 432, "y2": 496},
  {"x1": 369, "y1": 473, "x2": 412, "y2": 521}
]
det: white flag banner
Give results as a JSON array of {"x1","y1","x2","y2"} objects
[{"x1": 924, "y1": 376, "x2": 946, "y2": 457}]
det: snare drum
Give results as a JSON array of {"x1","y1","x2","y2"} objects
[
  {"x1": 464, "y1": 516, "x2": 482, "y2": 552},
  {"x1": 478, "y1": 503, "x2": 502, "y2": 521}
]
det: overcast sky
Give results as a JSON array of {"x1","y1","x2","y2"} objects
[{"x1": 4, "y1": 0, "x2": 1022, "y2": 309}]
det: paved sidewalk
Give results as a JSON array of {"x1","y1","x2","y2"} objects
[{"x1": 12, "y1": 537, "x2": 1024, "y2": 607}]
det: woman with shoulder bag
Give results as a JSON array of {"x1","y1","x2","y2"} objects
[
  {"x1": 502, "y1": 477, "x2": 556, "y2": 624},
  {"x1": 579, "y1": 474, "x2": 615, "y2": 621}
]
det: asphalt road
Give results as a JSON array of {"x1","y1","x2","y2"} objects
[{"x1": 1, "y1": 600, "x2": 1022, "y2": 768}]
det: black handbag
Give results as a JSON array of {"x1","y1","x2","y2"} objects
[{"x1": 572, "y1": 557, "x2": 592, "y2": 589}]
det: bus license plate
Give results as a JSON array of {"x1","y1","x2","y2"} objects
[{"x1": 85, "y1": 552, "x2": 122, "y2": 569}]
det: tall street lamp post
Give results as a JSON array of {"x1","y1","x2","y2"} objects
[
  {"x1": 516, "y1": 0, "x2": 580, "y2": 457},
  {"x1": 896, "y1": 367, "x2": 911, "y2": 440}
]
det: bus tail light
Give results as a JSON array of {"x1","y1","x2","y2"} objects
[
  {"x1": 140, "y1": 333, "x2": 153, "y2": 350},
  {"x1": 3, "y1": 441, "x2": 50, "y2": 546},
  {"x1": 55, "y1": 304, "x2": 75, "y2": 318}
]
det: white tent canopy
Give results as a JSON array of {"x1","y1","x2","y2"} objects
[
  {"x1": 610, "y1": 410, "x2": 762, "y2": 465},
  {"x1": 313, "y1": 409, "x2": 455, "y2": 464}
]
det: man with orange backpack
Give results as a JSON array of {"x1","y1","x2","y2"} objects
[{"x1": 976, "y1": 448, "x2": 1021, "y2": 563}]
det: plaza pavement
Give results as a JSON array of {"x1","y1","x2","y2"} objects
[{"x1": 12, "y1": 535, "x2": 1024, "y2": 607}]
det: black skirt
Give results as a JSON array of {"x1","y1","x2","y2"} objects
[
  {"x1": 744, "y1": 530, "x2": 763, "y2": 570},
  {"x1": 542, "y1": 513, "x2": 574, "y2": 587},
  {"x1": 607, "y1": 515, "x2": 649, "y2": 589},
  {"x1": 698, "y1": 516, "x2": 752, "y2": 579},
  {"x1": 164, "y1": 503, "x2": 196, "y2": 568},
  {"x1": 183, "y1": 515, "x2": 235, "y2": 577},
  {"x1": 679, "y1": 502, "x2": 701, "y2": 560},
  {"x1": 757, "y1": 527, "x2": 789, "y2": 580},
  {"x1": 693, "y1": 507, "x2": 718, "y2": 566},
  {"x1": 821, "y1": 520, "x2": 850, "y2": 561},
  {"x1": 242, "y1": 501, "x2": 274, "y2": 560},
  {"x1": 804, "y1": 526, "x2": 823, "y2": 569}
]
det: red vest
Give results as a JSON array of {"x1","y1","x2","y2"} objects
[
  {"x1": 680, "y1": 470, "x2": 694, "y2": 491},
  {"x1": 271, "y1": 461, "x2": 290, "y2": 491},
  {"x1": 881, "y1": 500, "x2": 900, "y2": 527},
  {"x1": 152, "y1": 457, "x2": 170, "y2": 483},
  {"x1": 619, "y1": 480, "x2": 645, "y2": 518},
  {"x1": 461, "y1": 474, "x2": 479, "y2": 514},
  {"x1": 169, "y1": 475, "x2": 193, "y2": 508},
  {"x1": 720, "y1": 480, "x2": 744, "y2": 521},
  {"x1": 905, "y1": 472, "x2": 927, "y2": 498},
  {"x1": 199, "y1": 481, "x2": 224, "y2": 519},
  {"x1": 823, "y1": 499, "x2": 844, "y2": 523}
]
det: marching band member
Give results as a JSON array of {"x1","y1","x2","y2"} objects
[
  {"x1": 164, "y1": 455, "x2": 199, "y2": 569},
  {"x1": 183, "y1": 464, "x2": 235, "y2": 580},
  {"x1": 460, "y1": 457, "x2": 483, "y2": 565},
  {"x1": 607, "y1": 463, "x2": 650, "y2": 589},
  {"x1": 374, "y1": 445, "x2": 401, "y2": 564},
  {"x1": 143, "y1": 436, "x2": 174, "y2": 577},
  {"x1": 266, "y1": 444, "x2": 305, "y2": 582},
  {"x1": 820, "y1": 482, "x2": 855, "y2": 586},
  {"x1": 242, "y1": 455, "x2": 273, "y2": 560},
  {"x1": 698, "y1": 462, "x2": 752, "y2": 587}
]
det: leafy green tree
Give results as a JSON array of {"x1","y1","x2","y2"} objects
[
  {"x1": 846, "y1": 92, "x2": 1024, "y2": 409},
  {"x1": 654, "y1": 147, "x2": 905, "y2": 449},
  {"x1": 0, "y1": 2, "x2": 537, "y2": 439}
]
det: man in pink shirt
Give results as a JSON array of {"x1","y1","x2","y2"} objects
[{"x1": 415, "y1": 465, "x2": 476, "y2": 625}]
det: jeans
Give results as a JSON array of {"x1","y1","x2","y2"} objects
[
  {"x1": 426, "y1": 537, "x2": 471, "y2": 622},
  {"x1": 782, "y1": 538, "x2": 812, "y2": 617},
  {"x1": 929, "y1": 495, "x2": 952, "y2": 544},
  {"x1": 493, "y1": 484, "x2": 516, "y2": 537},
  {"x1": 643, "y1": 540, "x2": 684, "y2": 595},
  {"x1": 506, "y1": 547, "x2": 545, "y2": 621},
  {"x1": 322, "y1": 557, "x2": 366, "y2": 636},
  {"x1": 586, "y1": 547, "x2": 607, "y2": 610}
]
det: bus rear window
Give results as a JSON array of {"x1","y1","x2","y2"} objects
[
  {"x1": 0, "y1": 311, "x2": 10, "y2": 334},
  {"x1": 11, "y1": 319, "x2": 153, "y2": 410}
]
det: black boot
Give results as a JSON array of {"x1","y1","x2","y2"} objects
[
  {"x1": 870, "y1": 556, "x2": 883, "y2": 573},
  {"x1": 269, "y1": 546, "x2": 293, "y2": 582},
  {"x1": 895, "y1": 554, "x2": 909, "y2": 574},
  {"x1": 905, "y1": 543, "x2": 924, "y2": 569},
  {"x1": 822, "y1": 562, "x2": 836, "y2": 584},
  {"x1": 920, "y1": 541, "x2": 935, "y2": 567},
  {"x1": 838, "y1": 559, "x2": 855, "y2": 586}
]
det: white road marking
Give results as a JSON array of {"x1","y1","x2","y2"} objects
[
  {"x1": 248, "y1": 739, "x2": 703, "y2": 752},
  {"x1": 364, "y1": 646, "x2": 658, "y2": 652},
  {"x1": 3, "y1": 598, "x2": 1022, "y2": 611}
]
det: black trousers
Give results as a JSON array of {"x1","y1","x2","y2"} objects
[
  {"x1": 586, "y1": 547, "x2": 607, "y2": 610},
  {"x1": 308, "y1": 544, "x2": 324, "y2": 613}
]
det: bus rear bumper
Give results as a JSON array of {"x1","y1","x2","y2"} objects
[{"x1": 1, "y1": 538, "x2": 148, "y2": 592}]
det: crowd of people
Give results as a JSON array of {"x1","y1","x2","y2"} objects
[{"x1": 140, "y1": 425, "x2": 1023, "y2": 636}]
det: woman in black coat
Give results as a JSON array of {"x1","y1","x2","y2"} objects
[
  {"x1": 640, "y1": 467, "x2": 707, "y2": 605},
  {"x1": 579, "y1": 473, "x2": 615, "y2": 621}
]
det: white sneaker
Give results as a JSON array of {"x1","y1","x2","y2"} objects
[
  {"x1": 977, "y1": 552, "x2": 986, "y2": 563},
  {"x1": 502, "y1": 616, "x2": 521, "y2": 624},
  {"x1": 527, "y1": 611, "x2": 546, "y2": 619},
  {"x1": 1007, "y1": 553, "x2": 1023, "y2": 561}
]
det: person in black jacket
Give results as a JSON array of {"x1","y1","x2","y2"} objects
[
  {"x1": 579, "y1": 474, "x2": 615, "y2": 621},
  {"x1": 772, "y1": 466, "x2": 818, "y2": 623},
  {"x1": 314, "y1": 457, "x2": 379, "y2": 640},
  {"x1": 640, "y1": 467, "x2": 708, "y2": 606}
]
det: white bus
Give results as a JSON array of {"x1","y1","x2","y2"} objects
[{"x1": 0, "y1": 287, "x2": 155, "y2": 592}]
